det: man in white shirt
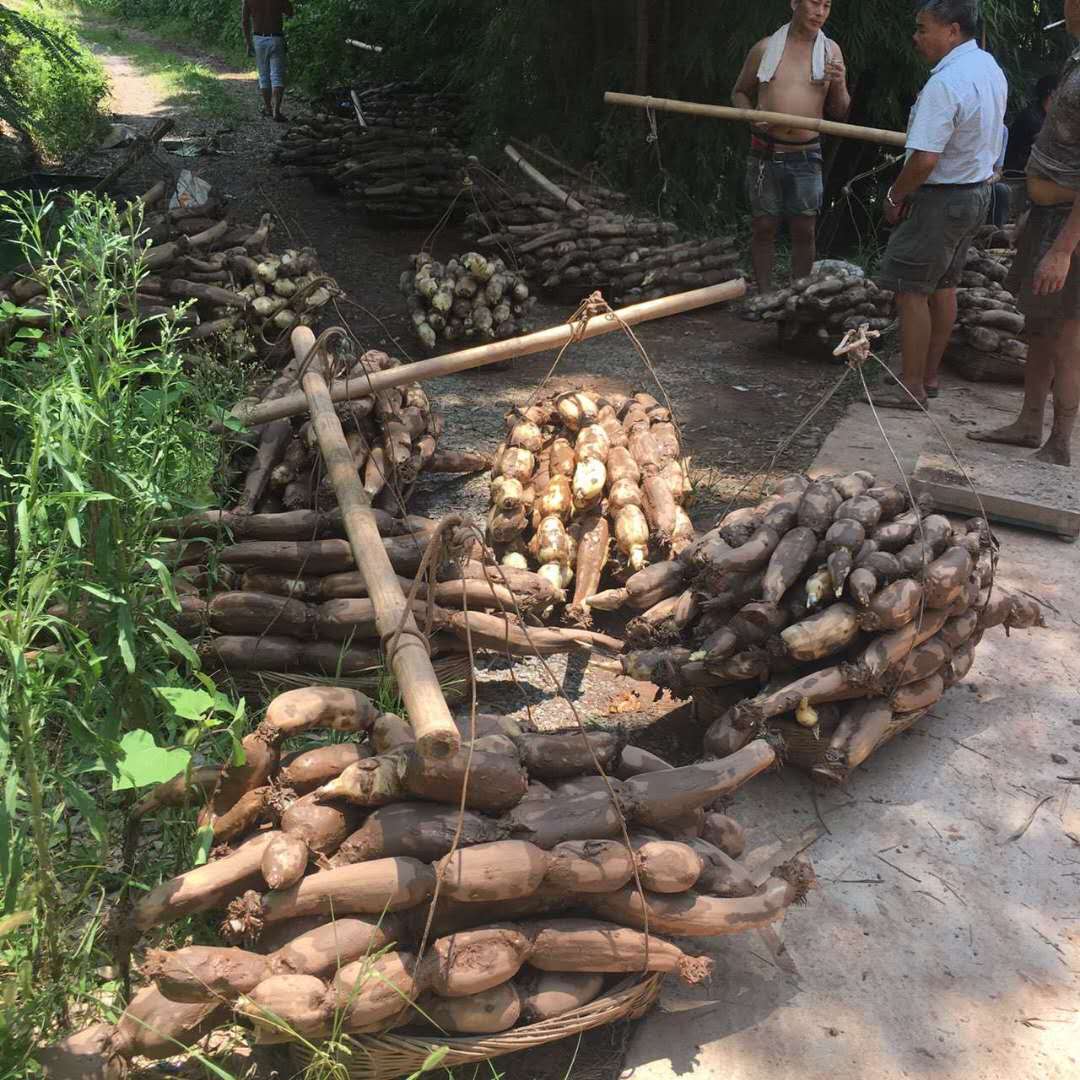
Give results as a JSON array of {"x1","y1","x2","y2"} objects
[{"x1": 873, "y1": 0, "x2": 1007, "y2": 408}]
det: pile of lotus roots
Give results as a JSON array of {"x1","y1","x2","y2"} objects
[
  {"x1": 39, "y1": 687, "x2": 809, "y2": 1074},
  {"x1": 488, "y1": 389, "x2": 694, "y2": 626},
  {"x1": 600, "y1": 472, "x2": 1044, "y2": 782}
]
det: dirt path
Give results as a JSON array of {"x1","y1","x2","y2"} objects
[{"x1": 71, "y1": 22, "x2": 876, "y2": 1080}]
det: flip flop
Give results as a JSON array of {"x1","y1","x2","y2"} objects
[
  {"x1": 924, "y1": 386, "x2": 940, "y2": 398},
  {"x1": 871, "y1": 390, "x2": 927, "y2": 411},
  {"x1": 273, "y1": 113, "x2": 289, "y2": 123}
]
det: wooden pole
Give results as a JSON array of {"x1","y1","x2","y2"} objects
[
  {"x1": 295, "y1": 327, "x2": 461, "y2": 761},
  {"x1": 345, "y1": 38, "x2": 384, "y2": 52},
  {"x1": 604, "y1": 91, "x2": 907, "y2": 148},
  {"x1": 227, "y1": 278, "x2": 746, "y2": 429},
  {"x1": 504, "y1": 145, "x2": 586, "y2": 212}
]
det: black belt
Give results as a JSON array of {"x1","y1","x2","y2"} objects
[
  {"x1": 922, "y1": 181, "x2": 989, "y2": 190},
  {"x1": 749, "y1": 147, "x2": 821, "y2": 163},
  {"x1": 255, "y1": 31, "x2": 284, "y2": 37}
]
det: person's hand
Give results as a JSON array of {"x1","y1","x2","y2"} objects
[
  {"x1": 1034, "y1": 248, "x2": 1072, "y2": 295},
  {"x1": 884, "y1": 188, "x2": 907, "y2": 226},
  {"x1": 246, "y1": 42, "x2": 254, "y2": 57},
  {"x1": 825, "y1": 55, "x2": 846, "y2": 84}
]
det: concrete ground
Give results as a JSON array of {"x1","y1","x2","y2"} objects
[{"x1": 622, "y1": 373, "x2": 1080, "y2": 1080}]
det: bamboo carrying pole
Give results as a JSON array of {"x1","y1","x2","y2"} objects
[
  {"x1": 225, "y1": 278, "x2": 746, "y2": 430},
  {"x1": 296, "y1": 327, "x2": 461, "y2": 761},
  {"x1": 604, "y1": 91, "x2": 907, "y2": 148},
  {"x1": 504, "y1": 145, "x2": 586, "y2": 212}
]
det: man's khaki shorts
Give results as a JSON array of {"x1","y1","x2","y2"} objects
[
  {"x1": 1007, "y1": 202, "x2": 1080, "y2": 332},
  {"x1": 875, "y1": 184, "x2": 991, "y2": 295}
]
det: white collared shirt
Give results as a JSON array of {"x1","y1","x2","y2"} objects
[{"x1": 906, "y1": 39, "x2": 1008, "y2": 184}]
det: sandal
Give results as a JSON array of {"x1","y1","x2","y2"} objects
[
  {"x1": 273, "y1": 112, "x2": 289, "y2": 123},
  {"x1": 924, "y1": 386, "x2": 940, "y2": 399}
]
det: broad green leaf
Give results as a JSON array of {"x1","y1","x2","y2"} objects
[
  {"x1": 117, "y1": 607, "x2": 137, "y2": 674},
  {"x1": 78, "y1": 583, "x2": 125, "y2": 605},
  {"x1": 149, "y1": 617, "x2": 201, "y2": 669},
  {"x1": 111, "y1": 729, "x2": 191, "y2": 792},
  {"x1": 145, "y1": 556, "x2": 181, "y2": 613},
  {"x1": 192, "y1": 823, "x2": 214, "y2": 867},
  {"x1": 156, "y1": 687, "x2": 215, "y2": 721}
]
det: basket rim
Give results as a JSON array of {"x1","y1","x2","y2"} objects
[{"x1": 290, "y1": 971, "x2": 664, "y2": 1076}]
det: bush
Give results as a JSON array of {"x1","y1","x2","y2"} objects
[{"x1": 0, "y1": 7, "x2": 108, "y2": 159}]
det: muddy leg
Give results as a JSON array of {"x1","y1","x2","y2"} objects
[
  {"x1": 968, "y1": 326, "x2": 1054, "y2": 448},
  {"x1": 923, "y1": 287, "x2": 957, "y2": 393},
  {"x1": 1034, "y1": 318, "x2": 1080, "y2": 465},
  {"x1": 788, "y1": 215, "x2": 817, "y2": 282},
  {"x1": 894, "y1": 291, "x2": 931, "y2": 403},
  {"x1": 750, "y1": 215, "x2": 779, "y2": 294}
]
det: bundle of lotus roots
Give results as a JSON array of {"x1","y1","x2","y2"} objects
[
  {"x1": 40, "y1": 687, "x2": 811, "y2": 1075},
  {"x1": 0, "y1": 182, "x2": 337, "y2": 365},
  {"x1": 741, "y1": 266, "x2": 894, "y2": 346},
  {"x1": 600, "y1": 472, "x2": 1045, "y2": 783},
  {"x1": 273, "y1": 113, "x2": 467, "y2": 225},
  {"x1": 464, "y1": 158, "x2": 741, "y2": 299},
  {"x1": 400, "y1": 251, "x2": 535, "y2": 350},
  {"x1": 339, "y1": 81, "x2": 468, "y2": 141},
  {"x1": 488, "y1": 389, "x2": 693, "y2": 625},
  {"x1": 945, "y1": 247, "x2": 1025, "y2": 384}
]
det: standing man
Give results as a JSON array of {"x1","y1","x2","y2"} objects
[
  {"x1": 1004, "y1": 73, "x2": 1058, "y2": 174},
  {"x1": 732, "y1": 0, "x2": 851, "y2": 293},
  {"x1": 971, "y1": 0, "x2": 1080, "y2": 465},
  {"x1": 242, "y1": 0, "x2": 294, "y2": 123},
  {"x1": 873, "y1": 0, "x2": 1006, "y2": 409}
]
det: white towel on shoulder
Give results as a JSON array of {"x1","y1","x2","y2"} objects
[{"x1": 757, "y1": 23, "x2": 832, "y2": 83}]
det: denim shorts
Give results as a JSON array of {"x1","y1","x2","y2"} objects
[
  {"x1": 746, "y1": 150, "x2": 824, "y2": 218},
  {"x1": 254, "y1": 34, "x2": 286, "y2": 90},
  {"x1": 1006, "y1": 202, "x2": 1080, "y2": 331},
  {"x1": 875, "y1": 184, "x2": 990, "y2": 295}
]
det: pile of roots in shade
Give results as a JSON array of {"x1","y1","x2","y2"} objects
[
  {"x1": 464, "y1": 154, "x2": 741, "y2": 303},
  {"x1": 741, "y1": 266, "x2": 894, "y2": 347},
  {"x1": 487, "y1": 389, "x2": 695, "y2": 627},
  {"x1": 39, "y1": 686, "x2": 810, "y2": 1074},
  {"x1": 272, "y1": 103, "x2": 467, "y2": 225},
  {"x1": 401, "y1": 251, "x2": 535, "y2": 351},
  {"x1": 945, "y1": 246, "x2": 1026, "y2": 384},
  {"x1": 601, "y1": 472, "x2": 1045, "y2": 782},
  {"x1": 0, "y1": 182, "x2": 338, "y2": 366}
]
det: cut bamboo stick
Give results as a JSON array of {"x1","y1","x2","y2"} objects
[
  {"x1": 504, "y1": 145, "x2": 586, "y2": 212},
  {"x1": 224, "y1": 279, "x2": 746, "y2": 430},
  {"x1": 296, "y1": 327, "x2": 461, "y2": 762},
  {"x1": 604, "y1": 91, "x2": 907, "y2": 148}
]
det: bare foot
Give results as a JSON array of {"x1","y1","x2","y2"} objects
[
  {"x1": 966, "y1": 424, "x2": 1042, "y2": 448},
  {"x1": 1033, "y1": 440, "x2": 1071, "y2": 466}
]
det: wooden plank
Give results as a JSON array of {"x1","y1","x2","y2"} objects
[{"x1": 910, "y1": 450, "x2": 1080, "y2": 539}]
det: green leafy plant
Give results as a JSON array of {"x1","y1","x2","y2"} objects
[
  {"x1": 0, "y1": 4, "x2": 107, "y2": 158},
  {"x1": 0, "y1": 189, "x2": 247, "y2": 1074}
]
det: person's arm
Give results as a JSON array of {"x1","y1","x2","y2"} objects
[
  {"x1": 241, "y1": 0, "x2": 253, "y2": 53},
  {"x1": 824, "y1": 43, "x2": 851, "y2": 120},
  {"x1": 732, "y1": 41, "x2": 766, "y2": 113},
  {"x1": 1035, "y1": 193, "x2": 1080, "y2": 295},
  {"x1": 885, "y1": 150, "x2": 941, "y2": 222}
]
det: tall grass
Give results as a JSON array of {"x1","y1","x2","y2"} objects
[{"x1": 0, "y1": 190, "x2": 246, "y2": 1074}]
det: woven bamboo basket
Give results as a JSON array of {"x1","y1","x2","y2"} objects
[{"x1": 289, "y1": 972, "x2": 664, "y2": 1080}]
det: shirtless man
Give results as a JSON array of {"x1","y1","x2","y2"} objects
[
  {"x1": 732, "y1": 0, "x2": 850, "y2": 292},
  {"x1": 970, "y1": 0, "x2": 1080, "y2": 466}
]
